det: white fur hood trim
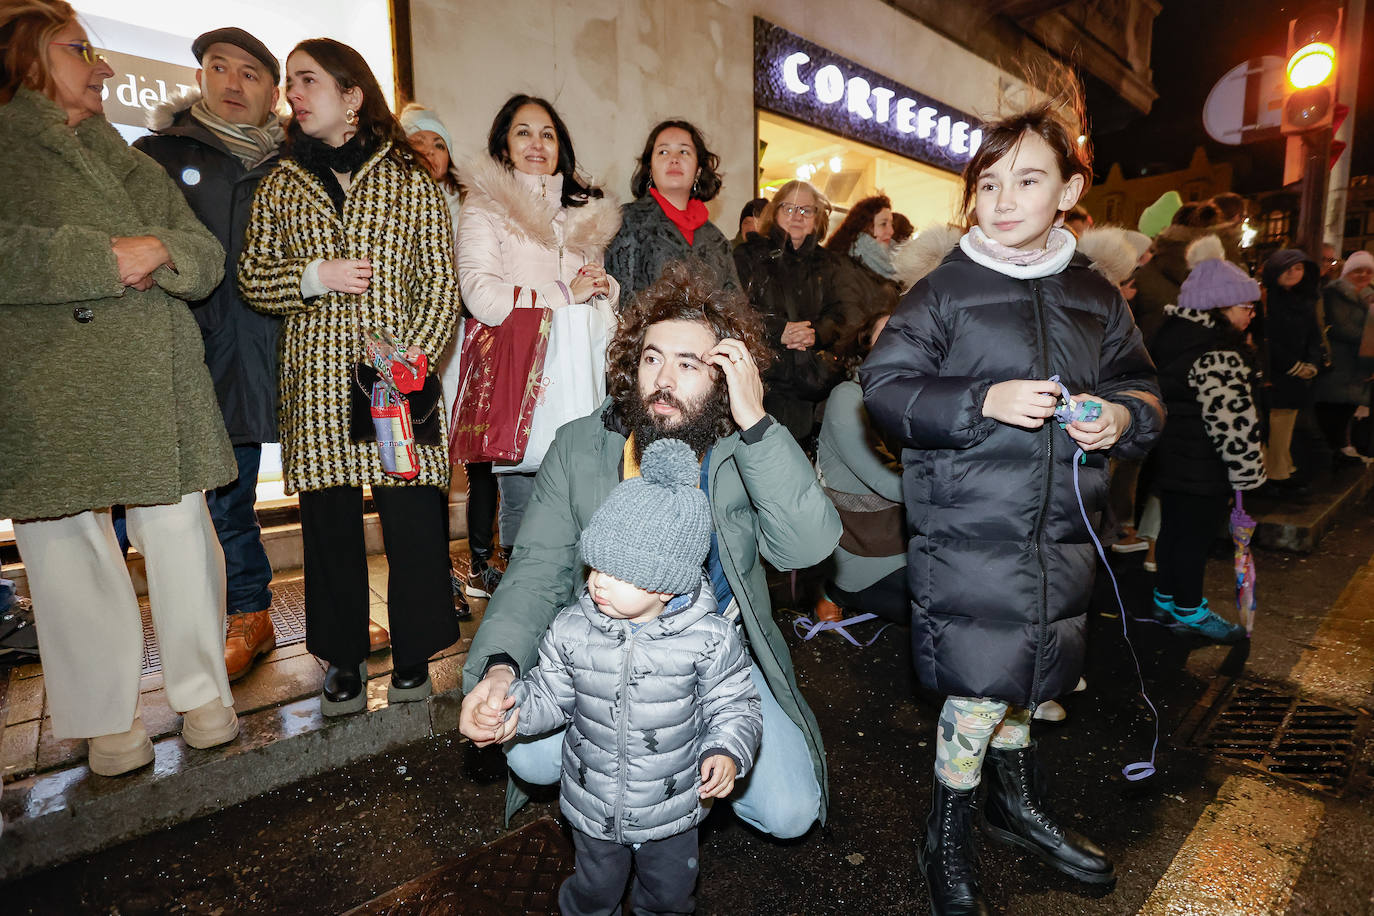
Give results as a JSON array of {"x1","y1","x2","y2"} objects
[
  {"x1": 458, "y1": 154, "x2": 620, "y2": 258},
  {"x1": 892, "y1": 223, "x2": 962, "y2": 292},
  {"x1": 145, "y1": 86, "x2": 201, "y2": 131},
  {"x1": 1075, "y1": 226, "x2": 1138, "y2": 286}
]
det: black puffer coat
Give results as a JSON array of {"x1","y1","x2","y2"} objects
[
  {"x1": 734, "y1": 229, "x2": 854, "y2": 440},
  {"x1": 860, "y1": 245, "x2": 1163, "y2": 707},
  {"x1": 605, "y1": 195, "x2": 739, "y2": 308},
  {"x1": 134, "y1": 100, "x2": 282, "y2": 445},
  {"x1": 1261, "y1": 250, "x2": 1325, "y2": 410}
]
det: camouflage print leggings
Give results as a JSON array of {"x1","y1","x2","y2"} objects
[{"x1": 933, "y1": 696, "x2": 1032, "y2": 790}]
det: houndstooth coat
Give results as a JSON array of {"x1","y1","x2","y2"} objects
[{"x1": 238, "y1": 143, "x2": 458, "y2": 493}]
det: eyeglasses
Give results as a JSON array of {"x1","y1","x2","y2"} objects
[
  {"x1": 50, "y1": 40, "x2": 106, "y2": 66},
  {"x1": 778, "y1": 203, "x2": 817, "y2": 218}
]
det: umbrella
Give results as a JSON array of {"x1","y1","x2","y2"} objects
[{"x1": 1230, "y1": 490, "x2": 1258, "y2": 635}]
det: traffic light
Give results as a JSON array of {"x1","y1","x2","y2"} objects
[{"x1": 1281, "y1": 5, "x2": 1342, "y2": 134}]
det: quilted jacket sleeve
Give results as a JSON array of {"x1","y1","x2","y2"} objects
[
  {"x1": 508, "y1": 617, "x2": 577, "y2": 737},
  {"x1": 1190, "y1": 350, "x2": 1266, "y2": 490},
  {"x1": 860, "y1": 279, "x2": 997, "y2": 450},
  {"x1": 695, "y1": 621, "x2": 762, "y2": 777},
  {"x1": 1092, "y1": 295, "x2": 1164, "y2": 460}
]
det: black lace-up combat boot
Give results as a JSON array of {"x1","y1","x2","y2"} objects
[{"x1": 919, "y1": 779, "x2": 991, "y2": 916}]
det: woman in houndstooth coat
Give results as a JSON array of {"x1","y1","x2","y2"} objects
[{"x1": 238, "y1": 39, "x2": 460, "y2": 715}]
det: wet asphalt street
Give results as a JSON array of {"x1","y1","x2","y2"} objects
[{"x1": 5, "y1": 505, "x2": 1373, "y2": 915}]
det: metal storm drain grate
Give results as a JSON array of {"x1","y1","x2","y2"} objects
[
  {"x1": 1189, "y1": 679, "x2": 1370, "y2": 797},
  {"x1": 344, "y1": 816, "x2": 573, "y2": 915},
  {"x1": 139, "y1": 577, "x2": 309, "y2": 677}
]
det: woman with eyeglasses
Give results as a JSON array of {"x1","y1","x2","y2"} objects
[
  {"x1": 0, "y1": 0, "x2": 241, "y2": 775},
  {"x1": 733, "y1": 179, "x2": 852, "y2": 445},
  {"x1": 605, "y1": 119, "x2": 739, "y2": 309}
]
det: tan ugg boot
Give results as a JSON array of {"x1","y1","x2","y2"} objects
[
  {"x1": 181, "y1": 699, "x2": 240, "y2": 749},
  {"x1": 87, "y1": 715, "x2": 155, "y2": 777}
]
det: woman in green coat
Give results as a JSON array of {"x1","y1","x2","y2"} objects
[{"x1": 0, "y1": 2, "x2": 240, "y2": 776}]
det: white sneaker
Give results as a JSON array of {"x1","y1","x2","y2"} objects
[
  {"x1": 1033, "y1": 699, "x2": 1067, "y2": 722},
  {"x1": 1073, "y1": 677, "x2": 1087, "y2": 693},
  {"x1": 181, "y1": 699, "x2": 240, "y2": 749}
]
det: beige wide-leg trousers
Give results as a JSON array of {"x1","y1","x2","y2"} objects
[{"x1": 12, "y1": 492, "x2": 234, "y2": 739}]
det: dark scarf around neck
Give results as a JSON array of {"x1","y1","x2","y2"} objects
[{"x1": 291, "y1": 128, "x2": 382, "y2": 214}]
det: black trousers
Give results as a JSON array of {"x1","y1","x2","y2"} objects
[
  {"x1": 1156, "y1": 489, "x2": 1230, "y2": 610},
  {"x1": 298, "y1": 484, "x2": 460, "y2": 670},
  {"x1": 1314, "y1": 402, "x2": 1358, "y2": 454},
  {"x1": 828, "y1": 566, "x2": 909, "y2": 623},
  {"x1": 560, "y1": 828, "x2": 698, "y2": 916},
  {"x1": 464, "y1": 461, "x2": 498, "y2": 560}
]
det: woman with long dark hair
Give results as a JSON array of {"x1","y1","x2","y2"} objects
[
  {"x1": 239, "y1": 38, "x2": 462, "y2": 716},
  {"x1": 455, "y1": 94, "x2": 619, "y2": 559},
  {"x1": 825, "y1": 194, "x2": 900, "y2": 353},
  {"x1": 606, "y1": 119, "x2": 739, "y2": 308}
]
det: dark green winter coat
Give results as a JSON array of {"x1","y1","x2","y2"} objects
[
  {"x1": 0, "y1": 88, "x2": 234, "y2": 521},
  {"x1": 463, "y1": 399, "x2": 842, "y2": 823}
]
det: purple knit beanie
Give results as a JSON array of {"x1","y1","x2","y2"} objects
[{"x1": 1177, "y1": 235, "x2": 1260, "y2": 310}]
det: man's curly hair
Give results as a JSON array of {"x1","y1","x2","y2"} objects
[{"x1": 607, "y1": 261, "x2": 774, "y2": 439}]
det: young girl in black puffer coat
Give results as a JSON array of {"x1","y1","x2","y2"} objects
[{"x1": 862, "y1": 99, "x2": 1163, "y2": 915}]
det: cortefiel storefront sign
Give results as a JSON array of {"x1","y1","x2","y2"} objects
[{"x1": 754, "y1": 18, "x2": 982, "y2": 174}]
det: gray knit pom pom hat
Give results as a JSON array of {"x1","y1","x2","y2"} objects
[{"x1": 579, "y1": 438, "x2": 712, "y2": 596}]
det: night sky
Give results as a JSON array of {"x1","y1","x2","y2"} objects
[{"x1": 1092, "y1": 0, "x2": 1374, "y2": 193}]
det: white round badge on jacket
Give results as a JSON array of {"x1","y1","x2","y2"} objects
[{"x1": 181, "y1": 167, "x2": 201, "y2": 187}]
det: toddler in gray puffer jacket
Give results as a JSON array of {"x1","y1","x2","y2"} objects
[{"x1": 505, "y1": 438, "x2": 762, "y2": 916}]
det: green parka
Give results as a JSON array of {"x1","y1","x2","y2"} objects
[
  {"x1": 0, "y1": 89, "x2": 234, "y2": 521},
  {"x1": 463, "y1": 400, "x2": 842, "y2": 824}
]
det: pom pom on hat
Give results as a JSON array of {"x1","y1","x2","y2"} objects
[
  {"x1": 1177, "y1": 235, "x2": 1260, "y2": 311},
  {"x1": 579, "y1": 439, "x2": 712, "y2": 596},
  {"x1": 1185, "y1": 234, "x2": 1226, "y2": 269}
]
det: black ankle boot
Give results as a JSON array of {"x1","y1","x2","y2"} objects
[
  {"x1": 919, "y1": 780, "x2": 990, "y2": 916},
  {"x1": 982, "y1": 743, "x2": 1115, "y2": 885},
  {"x1": 391, "y1": 662, "x2": 428, "y2": 690},
  {"x1": 321, "y1": 662, "x2": 367, "y2": 717}
]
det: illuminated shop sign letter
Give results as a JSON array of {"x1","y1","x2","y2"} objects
[
  {"x1": 895, "y1": 96, "x2": 917, "y2": 133},
  {"x1": 847, "y1": 77, "x2": 873, "y2": 118},
  {"x1": 916, "y1": 106, "x2": 937, "y2": 139},
  {"x1": 814, "y1": 64, "x2": 844, "y2": 104},
  {"x1": 870, "y1": 86, "x2": 894, "y2": 123},
  {"x1": 762, "y1": 29, "x2": 978, "y2": 165},
  {"x1": 783, "y1": 52, "x2": 811, "y2": 94}
]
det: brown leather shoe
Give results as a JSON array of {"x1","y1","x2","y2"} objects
[
  {"x1": 815, "y1": 595, "x2": 844, "y2": 623},
  {"x1": 368, "y1": 619, "x2": 391, "y2": 653},
  {"x1": 224, "y1": 610, "x2": 276, "y2": 682}
]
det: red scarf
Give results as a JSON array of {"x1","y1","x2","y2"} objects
[{"x1": 650, "y1": 188, "x2": 709, "y2": 246}]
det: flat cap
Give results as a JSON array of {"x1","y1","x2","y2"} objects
[{"x1": 192, "y1": 27, "x2": 280, "y2": 84}]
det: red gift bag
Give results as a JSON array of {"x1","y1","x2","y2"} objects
[{"x1": 448, "y1": 300, "x2": 553, "y2": 463}]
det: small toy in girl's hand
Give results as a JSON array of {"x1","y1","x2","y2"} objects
[{"x1": 1055, "y1": 394, "x2": 1102, "y2": 427}]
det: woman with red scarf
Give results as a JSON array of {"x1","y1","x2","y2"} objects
[{"x1": 606, "y1": 120, "x2": 739, "y2": 309}]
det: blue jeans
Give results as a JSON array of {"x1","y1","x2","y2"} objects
[
  {"x1": 206, "y1": 444, "x2": 273, "y2": 615},
  {"x1": 506, "y1": 664, "x2": 822, "y2": 839}
]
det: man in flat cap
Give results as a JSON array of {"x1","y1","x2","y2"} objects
[{"x1": 134, "y1": 28, "x2": 348, "y2": 681}]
